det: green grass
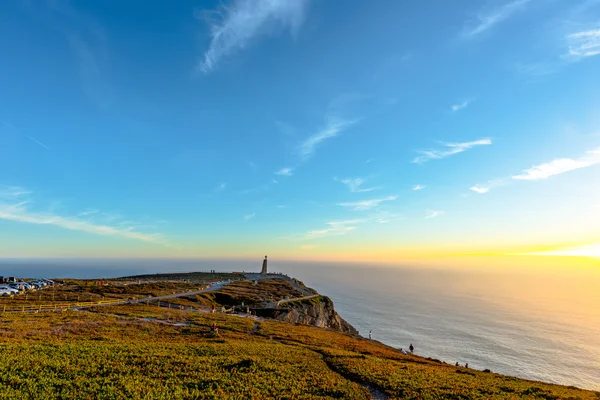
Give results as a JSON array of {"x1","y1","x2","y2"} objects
[{"x1": 0, "y1": 305, "x2": 597, "y2": 399}]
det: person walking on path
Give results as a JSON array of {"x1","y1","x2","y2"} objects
[{"x1": 409, "y1": 343, "x2": 414, "y2": 353}]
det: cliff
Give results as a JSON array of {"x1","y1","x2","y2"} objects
[
  {"x1": 271, "y1": 295, "x2": 358, "y2": 335},
  {"x1": 195, "y1": 277, "x2": 358, "y2": 335}
]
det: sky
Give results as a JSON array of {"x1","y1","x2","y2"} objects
[{"x1": 1, "y1": 0, "x2": 599, "y2": 263}]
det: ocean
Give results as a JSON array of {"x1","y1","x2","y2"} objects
[{"x1": 0, "y1": 258, "x2": 598, "y2": 390}]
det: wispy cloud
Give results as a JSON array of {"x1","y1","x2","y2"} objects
[
  {"x1": 298, "y1": 117, "x2": 358, "y2": 159},
  {"x1": 565, "y1": 29, "x2": 600, "y2": 59},
  {"x1": 425, "y1": 210, "x2": 444, "y2": 219},
  {"x1": 0, "y1": 186, "x2": 167, "y2": 245},
  {"x1": 244, "y1": 212, "x2": 256, "y2": 220},
  {"x1": 512, "y1": 147, "x2": 600, "y2": 180},
  {"x1": 338, "y1": 195, "x2": 397, "y2": 211},
  {"x1": 31, "y1": 1, "x2": 114, "y2": 109},
  {"x1": 372, "y1": 211, "x2": 404, "y2": 224},
  {"x1": 1, "y1": 121, "x2": 50, "y2": 150},
  {"x1": 451, "y1": 99, "x2": 473, "y2": 112},
  {"x1": 470, "y1": 185, "x2": 491, "y2": 194},
  {"x1": 413, "y1": 139, "x2": 492, "y2": 164},
  {"x1": 197, "y1": 0, "x2": 309, "y2": 73},
  {"x1": 275, "y1": 167, "x2": 294, "y2": 176},
  {"x1": 470, "y1": 179, "x2": 509, "y2": 194},
  {"x1": 275, "y1": 96, "x2": 362, "y2": 177},
  {"x1": 299, "y1": 212, "x2": 403, "y2": 241},
  {"x1": 336, "y1": 177, "x2": 378, "y2": 193},
  {"x1": 412, "y1": 184, "x2": 425, "y2": 191},
  {"x1": 215, "y1": 182, "x2": 227, "y2": 192},
  {"x1": 76, "y1": 209, "x2": 100, "y2": 217},
  {"x1": 470, "y1": 146, "x2": 600, "y2": 194},
  {"x1": 462, "y1": 0, "x2": 532, "y2": 38},
  {"x1": 304, "y1": 220, "x2": 359, "y2": 240},
  {"x1": 0, "y1": 186, "x2": 32, "y2": 199}
]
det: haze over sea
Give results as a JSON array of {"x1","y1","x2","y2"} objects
[{"x1": 1, "y1": 258, "x2": 598, "y2": 390}]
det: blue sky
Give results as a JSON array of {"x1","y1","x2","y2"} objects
[{"x1": 1, "y1": 0, "x2": 599, "y2": 260}]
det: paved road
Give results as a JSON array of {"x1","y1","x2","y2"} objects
[{"x1": 126, "y1": 281, "x2": 228, "y2": 305}]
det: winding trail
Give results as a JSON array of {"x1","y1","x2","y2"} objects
[{"x1": 125, "y1": 281, "x2": 228, "y2": 306}]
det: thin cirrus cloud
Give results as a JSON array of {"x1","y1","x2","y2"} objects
[
  {"x1": 275, "y1": 167, "x2": 293, "y2": 176},
  {"x1": 413, "y1": 139, "x2": 492, "y2": 164},
  {"x1": 0, "y1": 186, "x2": 167, "y2": 245},
  {"x1": 338, "y1": 196, "x2": 397, "y2": 211},
  {"x1": 304, "y1": 220, "x2": 359, "y2": 240},
  {"x1": 451, "y1": 99, "x2": 473, "y2": 112},
  {"x1": 462, "y1": 0, "x2": 532, "y2": 38},
  {"x1": 470, "y1": 179, "x2": 509, "y2": 194},
  {"x1": 512, "y1": 146, "x2": 600, "y2": 180},
  {"x1": 1, "y1": 121, "x2": 50, "y2": 150},
  {"x1": 302, "y1": 213, "x2": 403, "y2": 240},
  {"x1": 471, "y1": 146, "x2": 600, "y2": 194},
  {"x1": 273, "y1": 111, "x2": 359, "y2": 176},
  {"x1": 197, "y1": 0, "x2": 309, "y2": 73},
  {"x1": 412, "y1": 184, "x2": 425, "y2": 191},
  {"x1": 336, "y1": 177, "x2": 378, "y2": 193},
  {"x1": 244, "y1": 212, "x2": 256, "y2": 220},
  {"x1": 566, "y1": 29, "x2": 600, "y2": 59},
  {"x1": 298, "y1": 116, "x2": 358, "y2": 160},
  {"x1": 425, "y1": 210, "x2": 444, "y2": 219}
]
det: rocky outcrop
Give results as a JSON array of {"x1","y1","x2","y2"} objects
[{"x1": 271, "y1": 296, "x2": 358, "y2": 335}]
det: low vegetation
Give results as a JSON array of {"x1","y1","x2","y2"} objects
[
  {"x1": 0, "y1": 303, "x2": 597, "y2": 399},
  {"x1": 195, "y1": 278, "x2": 316, "y2": 308}
]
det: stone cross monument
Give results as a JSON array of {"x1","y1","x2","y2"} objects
[{"x1": 261, "y1": 255, "x2": 268, "y2": 275}]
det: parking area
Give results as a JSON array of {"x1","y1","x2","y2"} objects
[{"x1": 0, "y1": 277, "x2": 57, "y2": 297}]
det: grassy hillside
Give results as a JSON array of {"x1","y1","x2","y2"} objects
[
  {"x1": 195, "y1": 278, "x2": 316, "y2": 307},
  {"x1": 0, "y1": 305, "x2": 597, "y2": 399}
]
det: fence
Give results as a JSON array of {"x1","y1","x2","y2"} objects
[{"x1": 0, "y1": 298, "x2": 127, "y2": 313}]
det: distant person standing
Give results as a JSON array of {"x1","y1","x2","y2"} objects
[
  {"x1": 261, "y1": 255, "x2": 268, "y2": 275},
  {"x1": 465, "y1": 362, "x2": 469, "y2": 368},
  {"x1": 409, "y1": 343, "x2": 414, "y2": 353},
  {"x1": 369, "y1": 330, "x2": 372, "y2": 340}
]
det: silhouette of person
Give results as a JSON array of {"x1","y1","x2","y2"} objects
[
  {"x1": 369, "y1": 330, "x2": 372, "y2": 340},
  {"x1": 465, "y1": 362, "x2": 469, "y2": 368},
  {"x1": 409, "y1": 343, "x2": 414, "y2": 353}
]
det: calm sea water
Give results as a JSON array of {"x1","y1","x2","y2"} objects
[{"x1": 0, "y1": 258, "x2": 598, "y2": 390}]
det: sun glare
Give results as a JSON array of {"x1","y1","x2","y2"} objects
[{"x1": 536, "y1": 243, "x2": 600, "y2": 258}]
